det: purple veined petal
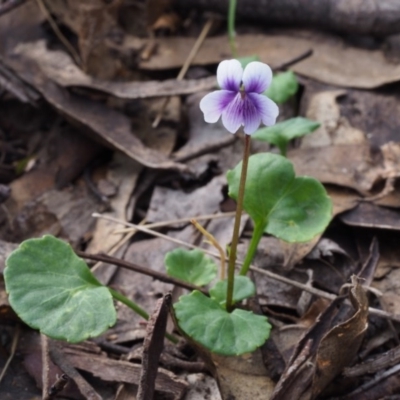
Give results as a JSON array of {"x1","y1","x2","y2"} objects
[
  {"x1": 221, "y1": 93, "x2": 243, "y2": 133},
  {"x1": 217, "y1": 59, "x2": 243, "y2": 92},
  {"x1": 242, "y1": 95, "x2": 262, "y2": 134},
  {"x1": 200, "y1": 90, "x2": 237, "y2": 123},
  {"x1": 248, "y1": 93, "x2": 279, "y2": 127},
  {"x1": 243, "y1": 62, "x2": 273, "y2": 94}
]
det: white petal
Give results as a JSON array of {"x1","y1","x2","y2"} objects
[
  {"x1": 217, "y1": 59, "x2": 243, "y2": 91},
  {"x1": 221, "y1": 93, "x2": 243, "y2": 133},
  {"x1": 200, "y1": 90, "x2": 236, "y2": 123},
  {"x1": 243, "y1": 62, "x2": 273, "y2": 94},
  {"x1": 248, "y1": 93, "x2": 279, "y2": 126}
]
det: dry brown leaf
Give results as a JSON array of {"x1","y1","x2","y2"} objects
[
  {"x1": 210, "y1": 351, "x2": 275, "y2": 400},
  {"x1": 325, "y1": 186, "x2": 360, "y2": 216},
  {"x1": 272, "y1": 298, "x2": 331, "y2": 363},
  {"x1": 45, "y1": 0, "x2": 123, "y2": 79},
  {"x1": 146, "y1": 175, "x2": 225, "y2": 227},
  {"x1": 289, "y1": 144, "x2": 383, "y2": 195},
  {"x1": 3, "y1": 54, "x2": 187, "y2": 172},
  {"x1": 138, "y1": 33, "x2": 400, "y2": 89},
  {"x1": 0, "y1": 1, "x2": 44, "y2": 55},
  {"x1": 271, "y1": 278, "x2": 368, "y2": 400},
  {"x1": 340, "y1": 202, "x2": 400, "y2": 231},
  {"x1": 87, "y1": 154, "x2": 142, "y2": 259},
  {"x1": 373, "y1": 267, "x2": 400, "y2": 317},
  {"x1": 280, "y1": 237, "x2": 321, "y2": 270},
  {"x1": 12, "y1": 41, "x2": 215, "y2": 100},
  {"x1": 311, "y1": 278, "x2": 369, "y2": 398},
  {"x1": 302, "y1": 90, "x2": 366, "y2": 148},
  {"x1": 184, "y1": 373, "x2": 222, "y2": 400}
]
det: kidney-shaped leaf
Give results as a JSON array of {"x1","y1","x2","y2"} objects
[
  {"x1": 174, "y1": 291, "x2": 271, "y2": 356},
  {"x1": 4, "y1": 235, "x2": 116, "y2": 342},
  {"x1": 227, "y1": 153, "x2": 332, "y2": 242},
  {"x1": 253, "y1": 117, "x2": 321, "y2": 156},
  {"x1": 265, "y1": 71, "x2": 299, "y2": 104},
  {"x1": 165, "y1": 248, "x2": 217, "y2": 286},
  {"x1": 210, "y1": 276, "x2": 255, "y2": 306}
]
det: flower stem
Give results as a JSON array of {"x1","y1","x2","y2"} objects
[
  {"x1": 228, "y1": 0, "x2": 238, "y2": 58},
  {"x1": 239, "y1": 221, "x2": 265, "y2": 276},
  {"x1": 109, "y1": 288, "x2": 178, "y2": 344},
  {"x1": 226, "y1": 134, "x2": 251, "y2": 311}
]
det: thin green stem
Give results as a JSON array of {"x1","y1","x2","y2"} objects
[
  {"x1": 109, "y1": 288, "x2": 178, "y2": 344},
  {"x1": 226, "y1": 134, "x2": 251, "y2": 311},
  {"x1": 239, "y1": 221, "x2": 265, "y2": 276},
  {"x1": 228, "y1": 0, "x2": 238, "y2": 58}
]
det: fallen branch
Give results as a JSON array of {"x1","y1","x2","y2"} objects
[
  {"x1": 76, "y1": 251, "x2": 206, "y2": 294},
  {"x1": 177, "y1": 0, "x2": 400, "y2": 36}
]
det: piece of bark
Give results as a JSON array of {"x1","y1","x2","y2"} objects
[
  {"x1": 177, "y1": 0, "x2": 400, "y2": 36},
  {"x1": 65, "y1": 351, "x2": 187, "y2": 399},
  {"x1": 137, "y1": 294, "x2": 171, "y2": 400},
  {"x1": 49, "y1": 343, "x2": 102, "y2": 400}
]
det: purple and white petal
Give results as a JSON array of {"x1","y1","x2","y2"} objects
[
  {"x1": 248, "y1": 93, "x2": 279, "y2": 127},
  {"x1": 243, "y1": 62, "x2": 273, "y2": 94},
  {"x1": 242, "y1": 96, "x2": 262, "y2": 134},
  {"x1": 221, "y1": 93, "x2": 243, "y2": 133},
  {"x1": 217, "y1": 59, "x2": 243, "y2": 92},
  {"x1": 200, "y1": 90, "x2": 236, "y2": 123}
]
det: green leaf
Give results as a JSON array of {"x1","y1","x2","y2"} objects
[
  {"x1": 4, "y1": 235, "x2": 116, "y2": 342},
  {"x1": 174, "y1": 291, "x2": 271, "y2": 356},
  {"x1": 265, "y1": 71, "x2": 299, "y2": 104},
  {"x1": 237, "y1": 55, "x2": 260, "y2": 68},
  {"x1": 165, "y1": 248, "x2": 217, "y2": 286},
  {"x1": 227, "y1": 153, "x2": 332, "y2": 243},
  {"x1": 210, "y1": 276, "x2": 255, "y2": 306},
  {"x1": 253, "y1": 117, "x2": 321, "y2": 156}
]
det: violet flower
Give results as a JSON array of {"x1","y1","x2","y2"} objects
[{"x1": 200, "y1": 59, "x2": 279, "y2": 135}]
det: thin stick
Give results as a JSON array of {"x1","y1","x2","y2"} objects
[
  {"x1": 191, "y1": 219, "x2": 226, "y2": 280},
  {"x1": 152, "y1": 17, "x2": 214, "y2": 128},
  {"x1": 91, "y1": 213, "x2": 400, "y2": 323},
  {"x1": 35, "y1": 0, "x2": 82, "y2": 66},
  {"x1": 49, "y1": 344, "x2": 102, "y2": 400},
  {"x1": 41, "y1": 333, "x2": 50, "y2": 400},
  {"x1": 92, "y1": 213, "x2": 222, "y2": 256},
  {"x1": 226, "y1": 134, "x2": 251, "y2": 311},
  {"x1": 91, "y1": 218, "x2": 148, "y2": 274},
  {"x1": 273, "y1": 49, "x2": 313, "y2": 71},
  {"x1": 113, "y1": 211, "x2": 237, "y2": 234},
  {"x1": 0, "y1": 324, "x2": 20, "y2": 383},
  {"x1": 77, "y1": 250, "x2": 206, "y2": 293}
]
